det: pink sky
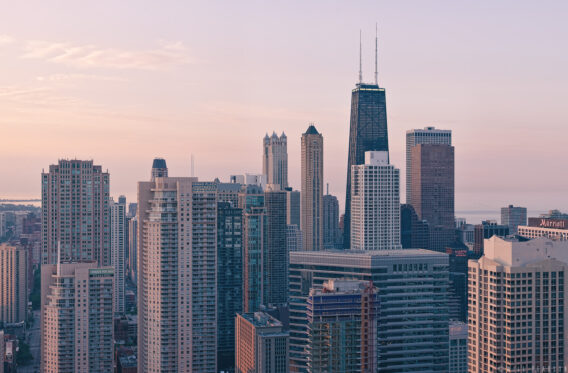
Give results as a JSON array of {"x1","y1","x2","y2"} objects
[{"x1": 1, "y1": 1, "x2": 567, "y2": 214}]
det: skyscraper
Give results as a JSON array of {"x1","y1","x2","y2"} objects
[
  {"x1": 301, "y1": 125, "x2": 323, "y2": 251},
  {"x1": 409, "y1": 143, "x2": 455, "y2": 251},
  {"x1": 405, "y1": 127, "x2": 452, "y2": 202},
  {"x1": 285, "y1": 189, "x2": 301, "y2": 227},
  {"x1": 127, "y1": 215, "x2": 137, "y2": 283},
  {"x1": 322, "y1": 192, "x2": 340, "y2": 249},
  {"x1": 110, "y1": 197, "x2": 126, "y2": 315},
  {"x1": 0, "y1": 244, "x2": 27, "y2": 325},
  {"x1": 263, "y1": 132, "x2": 288, "y2": 190},
  {"x1": 217, "y1": 202, "x2": 243, "y2": 372},
  {"x1": 501, "y1": 204, "x2": 527, "y2": 234},
  {"x1": 468, "y1": 236, "x2": 568, "y2": 372},
  {"x1": 41, "y1": 159, "x2": 110, "y2": 265},
  {"x1": 138, "y1": 174, "x2": 218, "y2": 372},
  {"x1": 449, "y1": 321, "x2": 468, "y2": 373},
  {"x1": 264, "y1": 186, "x2": 288, "y2": 306},
  {"x1": 150, "y1": 157, "x2": 168, "y2": 180},
  {"x1": 41, "y1": 262, "x2": 114, "y2": 373},
  {"x1": 350, "y1": 151, "x2": 401, "y2": 250},
  {"x1": 400, "y1": 204, "x2": 429, "y2": 249}
]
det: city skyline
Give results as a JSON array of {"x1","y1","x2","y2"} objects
[{"x1": 1, "y1": 1, "x2": 567, "y2": 214}]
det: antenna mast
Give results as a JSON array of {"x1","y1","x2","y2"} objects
[
  {"x1": 359, "y1": 30, "x2": 363, "y2": 83},
  {"x1": 375, "y1": 23, "x2": 378, "y2": 85}
]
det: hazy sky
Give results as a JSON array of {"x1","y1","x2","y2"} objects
[{"x1": 1, "y1": 1, "x2": 567, "y2": 215}]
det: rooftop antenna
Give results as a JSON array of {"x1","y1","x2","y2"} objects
[
  {"x1": 374, "y1": 23, "x2": 378, "y2": 85},
  {"x1": 57, "y1": 241, "x2": 61, "y2": 276},
  {"x1": 359, "y1": 30, "x2": 363, "y2": 83},
  {"x1": 326, "y1": 183, "x2": 329, "y2": 195},
  {"x1": 191, "y1": 154, "x2": 195, "y2": 177}
]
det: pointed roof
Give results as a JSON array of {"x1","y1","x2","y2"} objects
[
  {"x1": 271, "y1": 131, "x2": 278, "y2": 139},
  {"x1": 264, "y1": 133, "x2": 270, "y2": 140},
  {"x1": 281, "y1": 131, "x2": 286, "y2": 138},
  {"x1": 304, "y1": 124, "x2": 320, "y2": 135}
]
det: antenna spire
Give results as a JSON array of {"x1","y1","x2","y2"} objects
[
  {"x1": 375, "y1": 23, "x2": 378, "y2": 85},
  {"x1": 359, "y1": 30, "x2": 363, "y2": 83}
]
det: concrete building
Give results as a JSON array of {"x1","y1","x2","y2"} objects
[
  {"x1": 449, "y1": 321, "x2": 467, "y2": 373},
  {"x1": 235, "y1": 312, "x2": 289, "y2": 373},
  {"x1": 501, "y1": 205, "x2": 527, "y2": 234},
  {"x1": 409, "y1": 142, "x2": 455, "y2": 251},
  {"x1": 0, "y1": 212, "x2": 5, "y2": 237},
  {"x1": 289, "y1": 249, "x2": 449, "y2": 372},
  {"x1": 138, "y1": 174, "x2": 218, "y2": 372},
  {"x1": 217, "y1": 202, "x2": 243, "y2": 372},
  {"x1": 473, "y1": 220, "x2": 509, "y2": 257},
  {"x1": 41, "y1": 262, "x2": 114, "y2": 373},
  {"x1": 306, "y1": 280, "x2": 379, "y2": 373},
  {"x1": 0, "y1": 244, "x2": 27, "y2": 325},
  {"x1": 263, "y1": 132, "x2": 288, "y2": 190},
  {"x1": 518, "y1": 216, "x2": 568, "y2": 241},
  {"x1": 41, "y1": 159, "x2": 110, "y2": 265},
  {"x1": 110, "y1": 197, "x2": 126, "y2": 315},
  {"x1": 405, "y1": 126, "x2": 452, "y2": 203},
  {"x1": 468, "y1": 236, "x2": 568, "y2": 372},
  {"x1": 322, "y1": 192, "x2": 340, "y2": 249},
  {"x1": 216, "y1": 182, "x2": 242, "y2": 207},
  {"x1": 230, "y1": 174, "x2": 266, "y2": 189},
  {"x1": 301, "y1": 125, "x2": 323, "y2": 251},
  {"x1": 285, "y1": 189, "x2": 301, "y2": 227},
  {"x1": 351, "y1": 151, "x2": 401, "y2": 250}
]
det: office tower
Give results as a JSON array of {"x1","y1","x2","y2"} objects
[
  {"x1": 41, "y1": 262, "x2": 114, "y2": 373},
  {"x1": 400, "y1": 204, "x2": 429, "y2": 249},
  {"x1": 500, "y1": 205, "x2": 527, "y2": 234},
  {"x1": 409, "y1": 143, "x2": 455, "y2": 251},
  {"x1": 449, "y1": 321, "x2": 467, "y2": 373},
  {"x1": 456, "y1": 222, "x2": 475, "y2": 245},
  {"x1": 127, "y1": 216, "x2": 137, "y2": 283},
  {"x1": 110, "y1": 197, "x2": 126, "y2": 315},
  {"x1": 0, "y1": 244, "x2": 27, "y2": 324},
  {"x1": 127, "y1": 202, "x2": 137, "y2": 218},
  {"x1": 473, "y1": 220, "x2": 509, "y2": 257},
  {"x1": 285, "y1": 189, "x2": 301, "y2": 227},
  {"x1": 235, "y1": 312, "x2": 289, "y2": 373},
  {"x1": 230, "y1": 174, "x2": 266, "y2": 189},
  {"x1": 289, "y1": 249, "x2": 449, "y2": 372},
  {"x1": 518, "y1": 216, "x2": 568, "y2": 240},
  {"x1": 351, "y1": 151, "x2": 401, "y2": 250},
  {"x1": 150, "y1": 157, "x2": 168, "y2": 180},
  {"x1": 306, "y1": 280, "x2": 379, "y2": 373},
  {"x1": 446, "y1": 246, "x2": 469, "y2": 322},
  {"x1": 301, "y1": 125, "x2": 323, "y2": 251},
  {"x1": 322, "y1": 192, "x2": 340, "y2": 249},
  {"x1": 287, "y1": 224, "x2": 303, "y2": 252},
  {"x1": 138, "y1": 176, "x2": 218, "y2": 372},
  {"x1": 468, "y1": 236, "x2": 568, "y2": 372},
  {"x1": 263, "y1": 132, "x2": 288, "y2": 190},
  {"x1": 264, "y1": 187, "x2": 288, "y2": 306},
  {"x1": 41, "y1": 159, "x2": 110, "y2": 265},
  {"x1": 0, "y1": 330, "x2": 3, "y2": 373},
  {"x1": 405, "y1": 127, "x2": 452, "y2": 202},
  {"x1": 217, "y1": 182, "x2": 242, "y2": 207},
  {"x1": 217, "y1": 202, "x2": 243, "y2": 372}
]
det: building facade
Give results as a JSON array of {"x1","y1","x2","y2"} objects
[
  {"x1": 0, "y1": 244, "x2": 28, "y2": 325},
  {"x1": 449, "y1": 321, "x2": 467, "y2": 373},
  {"x1": 264, "y1": 188, "x2": 288, "y2": 306},
  {"x1": 235, "y1": 312, "x2": 289, "y2": 373},
  {"x1": 41, "y1": 159, "x2": 110, "y2": 265},
  {"x1": 286, "y1": 189, "x2": 301, "y2": 227},
  {"x1": 501, "y1": 205, "x2": 527, "y2": 235},
  {"x1": 473, "y1": 220, "x2": 509, "y2": 257},
  {"x1": 400, "y1": 204, "x2": 429, "y2": 249},
  {"x1": 127, "y1": 216, "x2": 137, "y2": 283},
  {"x1": 301, "y1": 125, "x2": 323, "y2": 251},
  {"x1": 111, "y1": 197, "x2": 126, "y2": 315},
  {"x1": 263, "y1": 132, "x2": 288, "y2": 190},
  {"x1": 518, "y1": 217, "x2": 568, "y2": 241},
  {"x1": 41, "y1": 262, "x2": 114, "y2": 373},
  {"x1": 322, "y1": 193, "x2": 340, "y2": 249},
  {"x1": 351, "y1": 151, "x2": 401, "y2": 250},
  {"x1": 287, "y1": 224, "x2": 303, "y2": 252}
]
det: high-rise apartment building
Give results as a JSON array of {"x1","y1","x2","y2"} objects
[
  {"x1": 263, "y1": 132, "x2": 288, "y2": 190},
  {"x1": 127, "y1": 216, "x2": 137, "y2": 283},
  {"x1": 351, "y1": 151, "x2": 401, "y2": 250},
  {"x1": 306, "y1": 280, "x2": 379, "y2": 373},
  {"x1": 285, "y1": 189, "x2": 301, "y2": 227},
  {"x1": 468, "y1": 236, "x2": 568, "y2": 372},
  {"x1": 405, "y1": 127, "x2": 452, "y2": 202},
  {"x1": 289, "y1": 249, "x2": 449, "y2": 372},
  {"x1": 264, "y1": 186, "x2": 288, "y2": 306},
  {"x1": 41, "y1": 262, "x2": 114, "y2": 373},
  {"x1": 501, "y1": 205, "x2": 527, "y2": 234},
  {"x1": 0, "y1": 213, "x2": 5, "y2": 237},
  {"x1": 110, "y1": 197, "x2": 126, "y2": 315},
  {"x1": 0, "y1": 330, "x2": 3, "y2": 373},
  {"x1": 0, "y1": 244, "x2": 28, "y2": 325},
  {"x1": 449, "y1": 321, "x2": 467, "y2": 373},
  {"x1": 217, "y1": 202, "x2": 243, "y2": 372},
  {"x1": 322, "y1": 192, "x2": 340, "y2": 249},
  {"x1": 301, "y1": 125, "x2": 323, "y2": 251},
  {"x1": 235, "y1": 312, "x2": 289, "y2": 373},
  {"x1": 41, "y1": 159, "x2": 110, "y2": 265},
  {"x1": 138, "y1": 175, "x2": 218, "y2": 372},
  {"x1": 409, "y1": 143, "x2": 455, "y2": 251}
]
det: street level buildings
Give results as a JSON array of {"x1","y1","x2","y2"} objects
[
  {"x1": 301, "y1": 125, "x2": 323, "y2": 251},
  {"x1": 0, "y1": 244, "x2": 27, "y2": 325}
]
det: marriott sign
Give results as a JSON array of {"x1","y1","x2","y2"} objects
[{"x1": 528, "y1": 217, "x2": 568, "y2": 230}]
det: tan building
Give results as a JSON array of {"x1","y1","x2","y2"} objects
[
  {"x1": 41, "y1": 262, "x2": 114, "y2": 373},
  {"x1": 235, "y1": 312, "x2": 289, "y2": 373},
  {"x1": 301, "y1": 124, "x2": 323, "y2": 251},
  {"x1": 0, "y1": 244, "x2": 27, "y2": 325},
  {"x1": 468, "y1": 236, "x2": 568, "y2": 372}
]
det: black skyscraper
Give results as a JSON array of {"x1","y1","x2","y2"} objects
[{"x1": 344, "y1": 83, "x2": 389, "y2": 248}]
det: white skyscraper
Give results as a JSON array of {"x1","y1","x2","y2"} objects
[
  {"x1": 469, "y1": 236, "x2": 568, "y2": 372},
  {"x1": 138, "y1": 173, "x2": 218, "y2": 372},
  {"x1": 111, "y1": 197, "x2": 126, "y2": 315},
  {"x1": 351, "y1": 151, "x2": 401, "y2": 250},
  {"x1": 263, "y1": 132, "x2": 288, "y2": 190}
]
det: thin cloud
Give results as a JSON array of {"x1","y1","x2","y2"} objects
[
  {"x1": 36, "y1": 73, "x2": 127, "y2": 82},
  {"x1": 22, "y1": 40, "x2": 193, "y2": 70},
  {"x1": 0, "y1": 85, "x2": 90, "y2": 107},
  {"x1": 0, "y1": 34, "x2": 14, "y2": 45}
]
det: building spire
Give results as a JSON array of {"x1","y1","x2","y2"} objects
[
  {"x1": 375, "y1": 23, "x2": 378, "y2": 86},
  {"x1": 359, "y1": 30, "x2": 363, "y2": 83}
]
